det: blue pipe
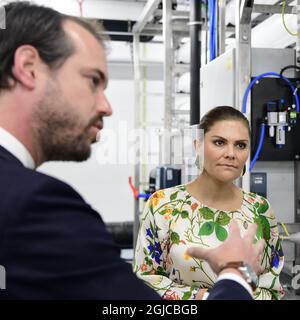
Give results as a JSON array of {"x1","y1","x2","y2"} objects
[
  {"x1": 208, "y1": 0, "x2": 212, "y2": 61},
  {"x1": 212, "y1": 0, "x2": 216, "y2": 59},
  {"x1": 208, "y1": 0, "x2": 216, "y2": 61},
  {"x1": 209, "y1": 0, "x2": 213, "y2": 61},
  {"x1": 242, "y1": 72, "x2": 300, "y2": 114},
  {"x1": 243, "y1": 72, "x2": 299, "y2": 171},
  {"x1": 249, "y1": 123, "x2": 265, "y2": 172},
  {"x1": 138, "y1": 193, "x2": 151, "y2": 200}
]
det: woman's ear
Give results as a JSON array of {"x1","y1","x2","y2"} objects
[
  {"x1": 194, "y1": 139, "x2": 202, "y2": 153},
  {"x1": 193, "y1": 139, "x2": 197, "y2": 150}
]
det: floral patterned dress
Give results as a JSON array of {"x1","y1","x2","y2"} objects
[{"x1": 134, "y1": 184, "x2": 284, "y2": 300}]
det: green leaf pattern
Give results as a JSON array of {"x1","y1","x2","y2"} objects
[
  {"x1": 199, "y1": 207, "x2": 214, "y2": 220},
  {"x1": 199, "y1": 222, "x2": 215, "y2": 236},
  {"x1": 134, "y1": 185, "x2": 284, "y2": 300}
]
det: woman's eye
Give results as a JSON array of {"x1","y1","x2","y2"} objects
[
  {"x1": 213, "y1": 140, "x2": 224, "y2": 146},
  {"x1": 237, "y1": 143, "x2": 247, "y2": 149}
]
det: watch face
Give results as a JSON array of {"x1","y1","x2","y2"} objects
[
  {"x1": 241, "y1": 263, "x2": 258, "y2": 287},
  {"x1": 221, "y1": 261, "x2": 259, "y2": 290}
]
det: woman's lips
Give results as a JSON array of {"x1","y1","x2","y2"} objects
[{"x1": 218, "y1": 164, "x2": 238, "y2": 169}]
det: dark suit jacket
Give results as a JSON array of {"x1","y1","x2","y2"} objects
[
  {"x1": 0, "y1": 146, "x2": 252, "y2": 300},
  {"x1": 207, "y1": 279, "x2": 253, "y2": 300},
  {"x1": 0, "y1": 146, "x2": 159, "y2": 299}
]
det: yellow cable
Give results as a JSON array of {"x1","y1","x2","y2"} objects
[
  {"x1": 282, "y1": 0, "x2": 300, "y2": 36},
  {"x1": 280, "y1": 222, "x2": 290, "y2": 237}
]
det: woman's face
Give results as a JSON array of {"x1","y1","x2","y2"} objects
[{"x1": 202, "y1": 120, "x2": 250, "y2": 183}]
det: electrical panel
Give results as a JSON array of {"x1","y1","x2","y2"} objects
[
  {"x1": 251, "y1": 77, "x2": 300, "y2": 161},
  {"x1": 250, "y1": 172, "x2": 267, "y2": 198},
  {"x1": 155, "y1": 166, "x2": 182, "y2": 190}
]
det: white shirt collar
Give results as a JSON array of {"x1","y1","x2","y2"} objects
[{"x1": 0, "y1": 127, "x2": 35, "y2": 169}]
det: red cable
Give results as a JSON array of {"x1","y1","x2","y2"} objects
[{"x1": 129, "y1": 177, "x2": 139, "y2": 200}]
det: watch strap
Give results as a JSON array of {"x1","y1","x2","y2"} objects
[
  {"x1": 220, "y1": 261, "x2": 244, "y2": 270},
  {"x1": 219, "y1": 261, "x2": 257, "y2": 291}
]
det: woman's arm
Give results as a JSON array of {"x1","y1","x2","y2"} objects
[
  {"x1": 133, "y1": 192, "x2": 200, "y2": 300},
  {"x1": 253, "y1": 197, "x2": 284, "y2": 300}
]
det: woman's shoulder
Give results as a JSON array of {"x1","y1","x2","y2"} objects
[
  {"x1": 147, "y1": 184, "x2": 187, "y2": 207},
  {"x1": 150, "y1": 184, "x2": 186, "y2": 199},
  {"x1": 243, "y1": 190, "x2": 268, "y2": 202},
  {"x1": 242, "y1": 190, "x2": 272, "y2": 214}
]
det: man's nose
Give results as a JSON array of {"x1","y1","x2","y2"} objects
[{"x1": 97, "y1": 92, "x2": 112, "y2": 117}]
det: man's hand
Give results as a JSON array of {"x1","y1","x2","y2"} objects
[{"x1": 186, "y1": 220, "x2": 265, "y2": 275}]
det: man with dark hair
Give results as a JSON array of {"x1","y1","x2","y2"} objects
[{"x1": 0, "y1": 2, "x2": 263, "y2": 299}]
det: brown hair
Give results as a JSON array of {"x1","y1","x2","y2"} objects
[
  {"x1": 0, "y1": 2, "x2": 107, "y2": 92},
  {"x1": 199, "y1": 106, "x2": 251, "y2": 137}
]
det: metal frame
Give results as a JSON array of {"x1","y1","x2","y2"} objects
[
  {"x1": 237, "y1": 0, "x2": 300, "y2": 293},
  {"x1": 293, "y1": 0, "x2": 300, "y2": 294},
  {"x1": 234, "y1": 0, "x2": 300, "y2": 206},
  {"x1": 132, "y1": 0, "x2": 178, "y2": 247},
  {"x1": 131, "y1": 1, "x2": 190, "y2": 246},
  {"x1": 218, "y1": 0, "x2": 226, "y2": 56},
  {"x1": 253, "y1": 4, "x2": 295, "y2": 15},
  {"x1": 133, "y1": 34, "x2": 141, "y2": 247},
  {"x1": 132, "y1": 0, "x2": 161, "y2": 34},
  {"x1": 163, "y1": 0, "x2": 173, "y2": 133},
  {"x1": 235, "y1": 0, "x2": 253, "y2": 192},
  {"x1": 132, "y1": 0, "x2": 162, "y2": 248}
]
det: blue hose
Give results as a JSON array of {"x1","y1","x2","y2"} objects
[
  {"x1": 208, "y1": 0, "x2": 216, "y2": 61},
  {"x1": 212, "y1": 1, "x2": 216, "y2": 60},
  {"x1": 250, "y1": 123, "x2": 265, "y2": 172},
  {"x1": 208, "y1": 0, "x2": 212, "y2": 61},
  {"x1": 243, "y1": 72, "x2": 299, "y2": 171},
  {"x1": 210, "y1": 0, "x2": 214, "y2": 61},
  {"x1": 138, "y1": 193, "x2": 151, "y2": 200},
  {"x1": 242, "y1": 72, "x2": 300, "y2": 114}
]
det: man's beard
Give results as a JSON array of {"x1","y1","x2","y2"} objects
[{"x1": 32, "y1": 84, "x2": 97, "y2": 163}]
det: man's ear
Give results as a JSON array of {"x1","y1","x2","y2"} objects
[{"x1": 11, "y1": 45, "x2": 40, "y2": 90}]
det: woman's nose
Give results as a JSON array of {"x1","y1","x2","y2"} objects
[{"x1": 224, "y1": 144, "x2": 236, "y2": 159}]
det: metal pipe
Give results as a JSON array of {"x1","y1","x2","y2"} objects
[
  {"x1": 132, "y1": 0, "x2": 161, "y2": 34},
  {"x1": 218, "y1": 0, "x2": 226, "y2": 56},
  {"x1": 189, "y1": 0, "x2": 201, "y2": 125},
  {"x1": 162, "y1": 0, "x2": 173, "y2": 165},
  {"x1": 133, "y1": 34, "x2": 141, "y2": 249}
]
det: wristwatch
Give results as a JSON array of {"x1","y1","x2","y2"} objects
[{"x1": 219, "y1": 261, "x2": 258, "y2": 291}]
